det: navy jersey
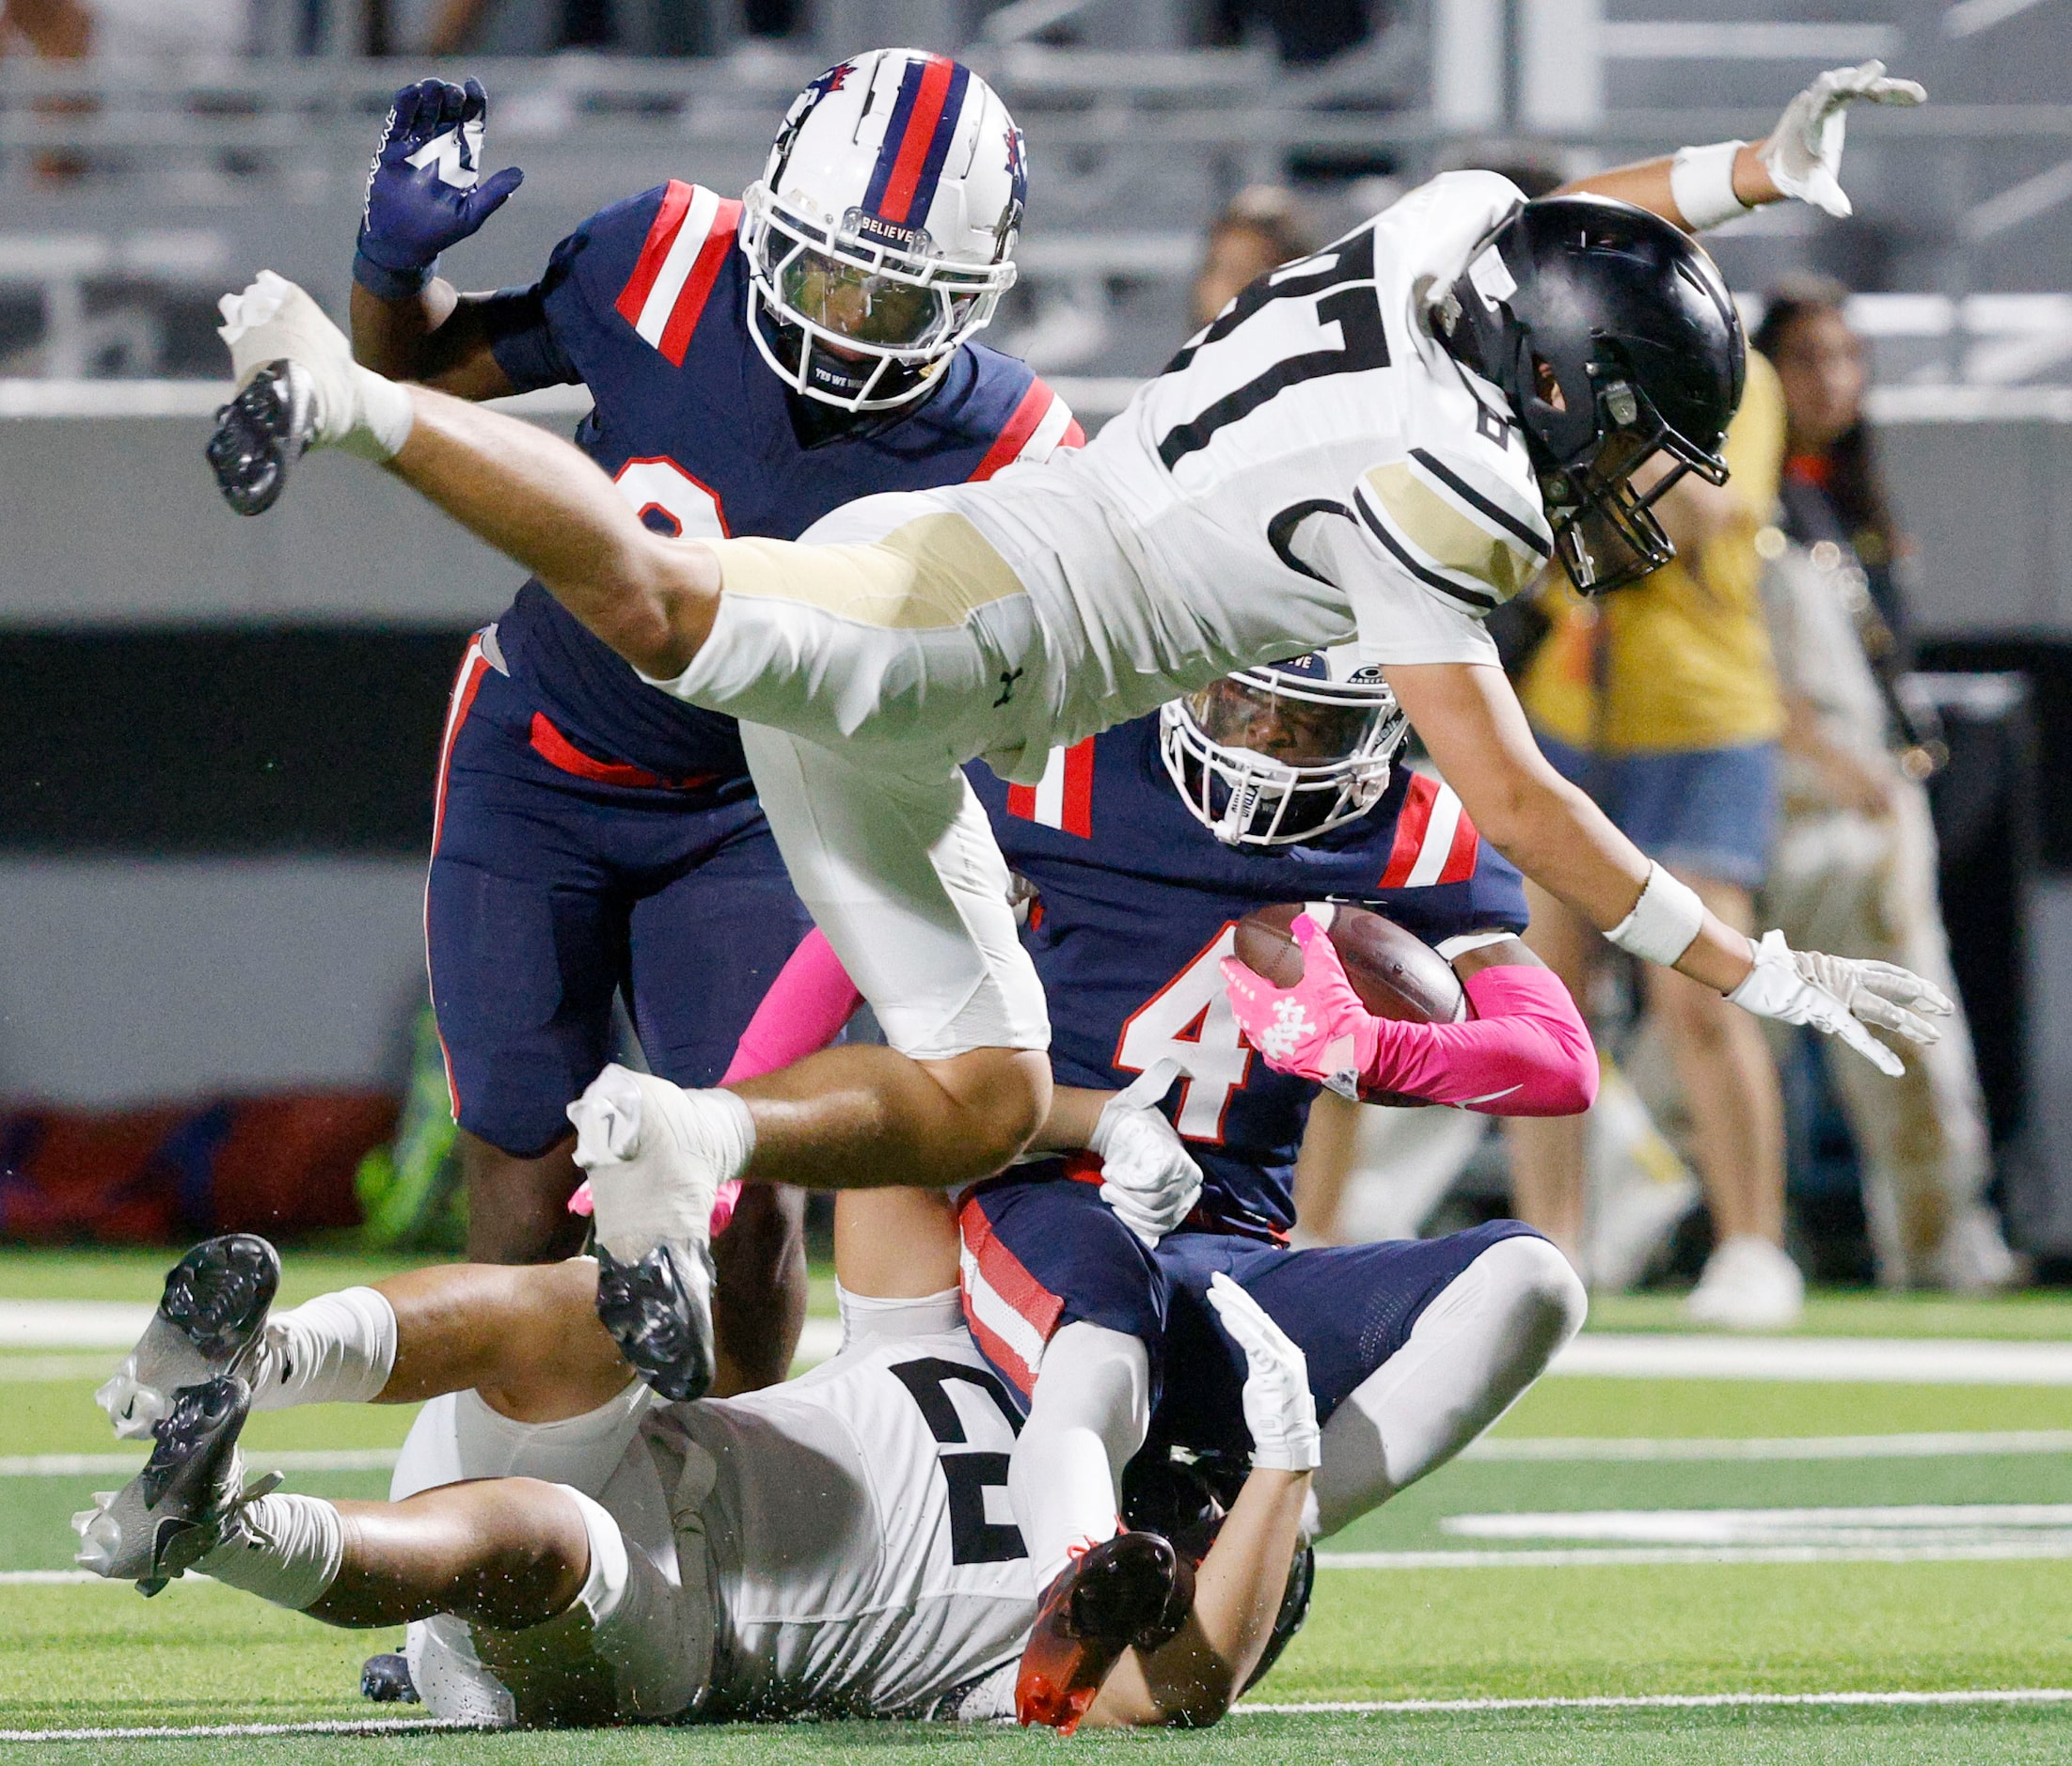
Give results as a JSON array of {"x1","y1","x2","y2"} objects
[
  {"x1": 479, "y1": 180, "x2": 1081, "y2": 783},
  {"x1": 967, "y1": 717, "x2": 1528, "y2": 1238}
]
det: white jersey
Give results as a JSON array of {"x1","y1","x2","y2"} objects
[
  {"x1": 395, "y1": 1298, "x2": 1034, "y2": 1727},
  {"x1": 947, "y1": 170, "x2": 1557, "y2": 756}
]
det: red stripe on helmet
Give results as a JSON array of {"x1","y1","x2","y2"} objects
[{"x1": 878, "y1": 55, "x2": 956, "y2": 226}]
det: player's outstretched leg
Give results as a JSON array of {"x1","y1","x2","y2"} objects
[
  {"x1": 98, "y1": 1234, "x2": 399, "y2": 1441},
  {"x1": 1016, "y1": 1530, "x2": 1195, "y2": 1733},
  {"x1": 96, "y1": 1235, "x2": 280, "y2": 1438},
  {"x1": 568, "y1": 1064, "x2": 734, "y2": 1402},
  {"x1": 73, "y1": 1375, "x2": 288, "y2": 1595}
]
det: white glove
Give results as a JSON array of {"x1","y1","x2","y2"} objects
[
  {"x1": 1206, "y1": 1274, "x2": 1320, "y2": 1473},
  {"x1": 1727, "y1": 928, "x2": 1951, "y2": 1078},
  {"x1": 216, "y1": 271, "x2": 413, "y2": 459},
  {"x1": 1089, "y1": 1058, "x2": 1203, "y2": 1248},
  {"x1": 1758, "y1": 60, "x2": 1926, "y2": 219}
]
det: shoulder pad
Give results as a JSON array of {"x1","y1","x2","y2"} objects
[
  {"x1": 590, "y1": 181, "x2": 742, "y2": 367},
  {"x1": 1354, "y1": 443, "x2": 1552, "y2": 610}
]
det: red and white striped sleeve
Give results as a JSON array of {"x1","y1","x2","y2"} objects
[{"x1": 969, "y1": 377, "x2": 1085, "y2": 481}]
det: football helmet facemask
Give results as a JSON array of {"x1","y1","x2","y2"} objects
[
  {"x1": 1161, "y1": 650, "x2": 1408, "y2": 849},
  {"x1": 1435, "y1": 194, "x2": 1746, "y2": 595},
  {"x1": 741, "y1": 50, "x2": 1023, "y2": 413}
]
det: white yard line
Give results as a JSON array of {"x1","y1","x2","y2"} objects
[
  {"x1": 1466, "y1": 1428, "x2": 2072, "y2": 1461},
  {"x1": 1552, "y1": 1333, "x2": 2072, "y2": 1384},
  {"x1": 0, "y1": 1448, "x2": 400, "y2": 1477},
  {"x1": 1238, "y1": 1688, "x2": 2072, "y2": 1715},
  {"x1": 0, "y1": 1301, "x2": 153, "y2": 1349},
  {"x1": 0, "y1": 1688, "x2": 2064, "y2": 1739},
  {"x1": 1317, "y1": 1541, "x2": 2072, "y2": 1568}
]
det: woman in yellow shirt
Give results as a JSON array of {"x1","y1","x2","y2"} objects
[{"x1": 1510, "y1": 354, "x2": 1798, "y2": 1326}]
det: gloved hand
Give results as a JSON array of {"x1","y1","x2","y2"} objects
[
  {"x1": 1220, "y1": 912, "x2": 1377, "y2": 1099},
  {"x1": 357, "y1": 77, "x2": 524, "y2": 292},
  {"x1": 216, "y1": 271, "x2": 413, "y2": 458},
  {"x1": 1758, "y1": 60, "x2": 1925, "y2": 218},
  {"x1": 1205, "y1": 1274, "x2": 1320, "y2": 1472},
  {"x1": 1727, "y1": 928, "x2": 1951, "y2": 1078},
  {"x1": 1088, "y1": 1058, "x2": 1203, "y2": 1247}
]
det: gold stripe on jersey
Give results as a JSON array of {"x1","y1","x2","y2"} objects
[
  {"x1": 706, "y1": 515, "x2": 1026, "y2": 630},
  {"x1": 1360, "y1": 460, "x2": 1539, "y2": 605}
]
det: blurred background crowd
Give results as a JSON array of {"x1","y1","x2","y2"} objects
[{"x1": 1, "y1": 1, "x2": 2069, "y2": 1317}]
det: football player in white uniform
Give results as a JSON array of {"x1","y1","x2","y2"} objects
[
  {"x1": 78, "y1": 1200, "x2": 1320, "y2": 1731},
  {"x1": 206, "y1": 67, "x2": 1944, "y2": 1405}
]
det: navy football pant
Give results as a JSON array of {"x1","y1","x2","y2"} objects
[
  {"x1": 424, "y1": 639, "x2": 812, "y2": 1158},
  {"x1": 957, "y1": 1174, "x2": 1548, "y2": 1443}
]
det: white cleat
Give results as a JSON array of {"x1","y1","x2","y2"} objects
[
  {"x1": 97, "y1": 1236, "x2": 281, "y2": 1442},
  {"x1": 568, "y1": 1064, "x2": 734, "y2": 1402},
  {"x1": 1684, "y1": 1234, "x2": 1806, "y2": 1332}
]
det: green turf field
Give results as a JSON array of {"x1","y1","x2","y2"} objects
[{"x1": 3, "y1": 1254, "x2": 2068, "y2": 1762}]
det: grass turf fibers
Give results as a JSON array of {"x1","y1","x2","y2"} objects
[{"x1": 3, "y1": 1261, "x2": 2066, "y2": 1759}]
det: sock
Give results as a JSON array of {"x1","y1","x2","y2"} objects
[
  {"x1": 252, "y1": 1286, "x2": 398, "y2": 1411},
  {"x1": 835, "y1": 1283, "x2": 963, "y2": 1352},
  {"x1": 1007, "y1": 1321, "x2": 1149, "y2": 1587},
  {"x1": 341, "y1": 365, "x2": 415, "y2": 461},
  {"x1": 198, "y1": 1492, "x2": 343, "y2": 1611}
]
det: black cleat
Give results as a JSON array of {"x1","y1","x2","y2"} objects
[
  {"x1": 594, "y1": 1239, "x2": 717, "y2": 1403},
  {"x1": 99, "y1": 1235, "x2": 281, "y2": 1440},
  {"x1": 360, "y1": 1651, "x2": 419, "y2": 1703},
  {"x1": 1016, "y1": 1530, "x2": 1195, "y2": 1732},
  {"x1": 208, "y1": 361, "x2": 314, "y2": 516},
  {"x1": 73, "y1": 1375, "x2": 277, "y2": 1596}
]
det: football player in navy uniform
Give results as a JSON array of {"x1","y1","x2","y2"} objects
[
  {"x1": 340, "y1": 56, "x2": 1081, "y2": 1365},
  {"x1": 948, "y1": 656, "x2": 1595, "y2": 1722}
]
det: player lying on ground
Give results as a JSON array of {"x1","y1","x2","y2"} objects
[
  {"x1": 206, "y1": 66, "x2": 1945, "y2": 1400},
  {"x1": 79, "y1": 1210, "x2": 1329, "y2": 1730},
  {"x1": 347, "y1": 57, "x2": 1074, "y2": 1353},
  {"x1": 697, "y1": 662, "x2": 1590, "y2": 1719}
]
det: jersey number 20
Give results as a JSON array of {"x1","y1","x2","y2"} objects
[{"x1": 1114, "y1": 923, "x2": 1254, "y2": 1143}]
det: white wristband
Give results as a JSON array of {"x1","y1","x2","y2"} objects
[
  {"x1": 341, "y1": 365, "x2": 415, "y2": 463},
  {"x1": 1669, "y1": 140, "x2": 1750, "y2": 232},
  {"x1": 1605, "y1": 862, "x2": 1705, "y2": 967}
]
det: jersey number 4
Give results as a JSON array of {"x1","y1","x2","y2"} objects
[
  {"x1": 1158, "y1": 229, "x2": 1387, "y2": 469},
  {"x1": 1114, "y1": 922, "x2": 1254, "y2": 1143}
]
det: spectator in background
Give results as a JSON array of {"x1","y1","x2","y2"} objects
[
  {"x1": 1753, "y1": 280, "x2": 2017, "y2": 1291},
  {"x1": 1, "y1": 0, "x2": 245, "y2": 58},
  {"x1": 1190, "y1": 184, "x2": 1315, "y2": 328},
  {"x1": 1507, "y1": 352, "x2": 1800, "y2": 1328}
]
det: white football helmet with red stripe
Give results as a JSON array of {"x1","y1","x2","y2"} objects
[
  {"x1": 741, "y1": 49, "x2": 1024, "y2": 412},
  {"x1": 1160, "y1": 649, "x2": 1409, "y2": 849}
]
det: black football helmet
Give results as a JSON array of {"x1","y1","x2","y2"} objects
[{"x1": 1434, "y1": 194, "x2": 1745, "y2": 595}]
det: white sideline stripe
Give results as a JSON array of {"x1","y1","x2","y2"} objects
[
  {"x1": 0, "y1": 1689, "x2": 2064, "y2": 1738},
  {"x1": 0, "y1": 1717, "x2": 475, "y2": 1741},
  {"x1": 1463, "y1": 1428, "x2": 2072, "y2": 1462},
  {"x1": 0, "y1": 1448, "x2": 400, "y2": 1477},
  {"x1": 1317, "y1": 1542, "x2": 2072, "y2": 1569},
  {"x1": 1550, "y1": 1332, "x2": 2072, "y2": 1385},
  {"x1": 0, "y1": 1301, "x2": 154, "y2": 1348},
  {"x1": 1444, "y1": 1502, "x2": 2072, "y2": 1547},
  {"x1": 1238, "y1": 1689, "x2": 2072, "y2": 1716}
]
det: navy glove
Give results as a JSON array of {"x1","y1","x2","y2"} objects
[{"x1": 356, "y1": 78, "x2": 524, "y2": 300}]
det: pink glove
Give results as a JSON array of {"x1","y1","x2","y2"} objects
[
  {"x1": 570, "y1": 927, "x2": 865, "y2": 1232},
  {"x1": 1219, "y1": 913, "x2": 1380, "y2": 1098},
  {"x1": 1222, "y1": 914, "x2": 1598, "y2": 1116}
]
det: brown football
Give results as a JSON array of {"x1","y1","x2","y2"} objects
[{"x1": 1231, "y1": 903, "x2": 1464, "y2": 1107}]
